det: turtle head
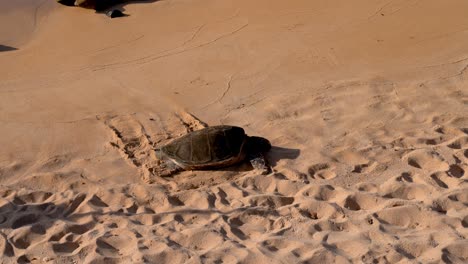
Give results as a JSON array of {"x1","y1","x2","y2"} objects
[{"x1": 246, "y1": 136, "x2": 271, "y2": 153}]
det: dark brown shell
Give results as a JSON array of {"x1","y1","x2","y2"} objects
[{"x1": 160, "y1": 126, "x2": 247, "y2": 169}]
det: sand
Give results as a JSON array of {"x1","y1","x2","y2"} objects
[{"x1": 0, "y1": 0, "x2": 467, "y2": 263}]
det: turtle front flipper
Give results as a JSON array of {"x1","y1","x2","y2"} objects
[
  {"x1": 154, "y1": 149, "x2": 183, "y2": 177},
  {"x1": 245, "y1": 136, "x2": 271, "y2": 175},
  {"x1": 248, "y1": 152, "x2": 271, "y2": 175}
]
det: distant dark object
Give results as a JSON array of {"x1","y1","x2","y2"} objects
[
  {"x1": 106, "y1": 9, "x2": 126, "y2": 18},
  {"x1": 0, "y1": 45, "x2": 17, "y2": 52},
  {"x1": 56, "y1": 0, "x2": 123, "y2": 11},
  {"x1": 56, "y1": 0, "x2": 158, "y2": 12},
  {"x1": 57, "y1": 0, "x2": 75, "y2": 6}
]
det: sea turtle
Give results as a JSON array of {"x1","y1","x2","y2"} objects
[{"x1": 155, "y1": 125, "x2": 271, "y2": 176}]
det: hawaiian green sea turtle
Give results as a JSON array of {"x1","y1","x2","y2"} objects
[{"x1": 155, "y1": 125, "x2": 271, "y2": 176}]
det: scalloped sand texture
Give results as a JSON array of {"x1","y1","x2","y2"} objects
[{"x1": 0, "y1": 0, "x2": 467, "y2": 263}]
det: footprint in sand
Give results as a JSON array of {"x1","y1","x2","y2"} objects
[
  {"x1": 170, "y1": 228, "x2": 225, "y2": 251},
  {"x1": 307, "y1": 163, "x2": 336, "y2": 179},
  {"x1": 310, "y1": 219, "x2": 353, "y2": 233},
  {"x1": 355, "y1": 182, "x2": 379, "y2": 192},
  {"x1": 351, "y1": 162, "x2": 378, "y2": 174},
  {"x1": 416, "y1": 137, "x2": 445, "y2": 146},
  {"x1": 425, "y1": 161, "x2": 466, "y2": 189},
  {"x1": 301, "y1": 184, "x2": 337, "y2": 201},
  {"x1": 9, "y1": 226, "x2": 45, "y2": 250},
  {"x1": 434, "y1": 125, "x2": 463, "y2": 135},
  {"x1": 374, "y1": 205, "x2": 430, "y2": 229},
  {"x1": 380, "y1": 173, "x2": 430, "y2": 201},
  {"x1": 404, "y1": 149, "x2": 449, "y2": 171},
  {"x1": 430, "y1": 172, "x2": 454, "y2": 189},
  {"x1": 396, "y1": 172, "x2": 414, "y2": 182},
  {"x1": 261, "y1": 238, "x2": 300, "y2": 253},
  {"x1": 447, "y1": 190, "x2": 468, "y2": 205},
  {"x1": 52, "y1": 241, "x2": 81, "y2": 254},
  {"x1": 0, "y1": 234, "x2": 14, "y2": 257},
  {"x1": 462, "y1": 216, "x2": 468, "y2": 228},
  {"x1": 447, "y1": 164, "x2": 465, "y2": 178},
  {"x1": 442, "y1": 241, "x2": 468, "y2": 263},
  {"x1": 67, "y1": 222, "x2": 96, "y2": 235},
  {"x1": 13, "y1": 191, "x2": 53, "y2": 205},
  {"x1": 414, "y1": 126, "x2": 467, "y2": 148},
  {"x1": 302, "y1": 248, "x2": 350, "y2": 264},
  {"x1": 342, "y1": 193, "x2": 382, "y2": 211},
  {"x1": 95, "y1": 230, "x2": 137, "y2": 258},
  {"x1": 296, "y1": 200, "x2": 344, "y2": 220},
  {"x1": 446, "y1": 136, "x2": 468, "y2": 149},
  {"x1": 248, "y1": 195, "x2": 295, "y2": 208}
]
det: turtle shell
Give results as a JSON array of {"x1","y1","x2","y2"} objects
[{"x1": 160, "y1": 126, "x2": 248, "y2": 170}]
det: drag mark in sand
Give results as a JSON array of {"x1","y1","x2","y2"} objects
[
  {"x1": 98, "y1": 112, "x2": 207, "y2": 183},
  {"x1": 366, "y1": 0, "x2": 421, "y2": 21},
  {"x1": 90, "y1": 22, "x2": 249, "y2": 71},
  {"x1": 131, "y1": 22, "x2": 249, "y2": 67},
  {"x1": 218, "y1": 75, "x2": 234, "y2": 102},
  {"x1": 92, "y1": 34, "x2": 145, "y2": 53},
  {"x1": 182, "y1": 24, "x2": 206, "y2": 46},
  {"x1": 84, "y1": 10, "x2": 244, "y2": 71},
  {"x1": 421, "y1": 57, "x2": 468, "y2": 69},
  {"x1": 100, "y1": 115, "x2": 158, "y2": 178},
  {"x1": 413, "y1": 27, "x2": 468, "y2": 46},
  {"x1": 200, "y1": 74, "x2": 235, "y2": 110}
]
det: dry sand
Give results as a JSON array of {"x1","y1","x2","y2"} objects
[{"x1": 0, "y1": 0, "x2": 467, "y2": 263}]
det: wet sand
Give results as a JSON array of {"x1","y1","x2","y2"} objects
[{"x1": 0, "y1": 0, "x2": 467, "y2": 263}]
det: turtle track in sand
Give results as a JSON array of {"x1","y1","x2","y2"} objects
[{"x1": 100, "y1": 111, "x2": 208, "y2": 183}]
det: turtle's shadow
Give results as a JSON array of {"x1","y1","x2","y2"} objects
[
  {"x1": 0, "y1": 45, "x2": 17, "y2": 52},
  {"x1": 266, "y1": 146, "x2": 300, "y2": 167},
  {"x1": 221, "y1": 162, "x2": 254, "y2": 172}
]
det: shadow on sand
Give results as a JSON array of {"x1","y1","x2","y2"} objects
[
  {"x1": 213, "y1": 145, "x2": 300, "y2": 173},
  {"x1": 0, "y1": 45, "x2": 17, "y2": 52},
  {"x1": 267, "y1": 146, "x2": 301, "y2": 167}
]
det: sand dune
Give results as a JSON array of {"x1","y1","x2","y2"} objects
[{"x1": 0, "y1": 0, "x2": 467, "y2": 263}]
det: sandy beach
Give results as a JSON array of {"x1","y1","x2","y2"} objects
[{"x1": 0, "y1": 0, "x2": 467, "y2": 263}]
